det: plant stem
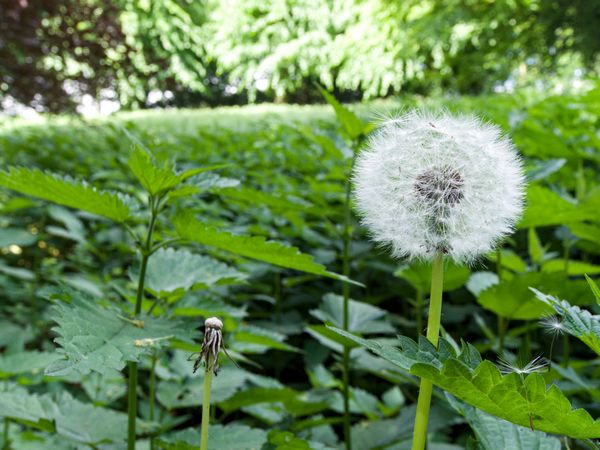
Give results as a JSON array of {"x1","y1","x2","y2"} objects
[
  {"x1": 496, "y1": 250, "x2": 506, "y2": 349},
  {"x1": 3, "y1": 418, "x2": 9, "y2": 450},
  {"x1": 149, "y1": 352, "x2": 157, "y2": 450},
  {"x1": 341, "y1": 171, "x2": 353, "y2": 450},
  {"x1": 412, "y1": 253, "x2": 444, "y2": 450},
  {"x1": 415, "y1": 288, "x2": 423, "y2": 339},
  {"x1": 200, "y1": 369, "x2": 214, "y2": 450},
  {"x1": 127, "y1": 195, "x2": 159, "y2": 450}
]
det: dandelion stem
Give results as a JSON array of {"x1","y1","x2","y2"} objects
[
  {"x1": 415, "y1": 288, "x2": 423, "y2": 338},
  {"x1": 341, "y1": 171, "x2": 353, "y2": 450},
  {"x1": 412, "y1": 252, "x2": 444, "y2": 450},
  {"x1": 200, "y1": 369, "x2": 214, "y2": 450},
  {"x1": 496, "y1": 250, "x2": 506, "y2": 349}
]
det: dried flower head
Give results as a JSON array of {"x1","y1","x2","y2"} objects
[
  {"x1": 193, "y1": 317, "x2": 224, "y2": 375},
  {"x1": 353, "y1": 110, "x2": 525, "y2": 262}
]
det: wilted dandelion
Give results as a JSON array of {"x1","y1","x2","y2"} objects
[
  {"x1": 353, "y1": 110, "x2": 525, "y2": 263},
  {"x1": 353, "y1": 110, "x2": 525, "y2": 450}
]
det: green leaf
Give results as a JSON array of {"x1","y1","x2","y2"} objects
[
  {"x1": 318, "y1": 86, "x2": 366, "y2": 140},
  {"x1": 0, "y1": 167, "x2": 131, "y2": 222},
  {"x1": 218, "y1": 186, "x2": 315, "y2": 213},
  {"x1": 528, "y1": 228, "x2": 543, "y2": 264},
  {"x1": 46, "y1": 294, "x2": 196, "y2": 376},
  {"x1": 0, "y1": 351, "x2": 61, "y2": 377},
  {"x1": 525, "y1": 158, "x2": 566, "y2": 183},
  {"x1": 173, "y1": 213, "x2": 361, "y2": 285},
  {"x1": 541, "y1": 259, "x2": 600, "y2": 275},
  {"x1": 531, "y1": 288, "x2": 600, "y2": 356},
  {"x1": 138, "y1": 247, "x2": 246, "y2": 296},
  {"x1": 0, "y1": 228, "x2": 37, "y2": 247},
  {"x1": 327, "y1": 327, "x2": 600, "y2": 439},
  {"x1": 586, "y1": 274, "x2": 600, "y2": 305},
  {"x1": 0, "y1": 385, "x2": 132, "y2": 445},
  {"x1": 395, "y1": 260, "x2": 470, "y2": 293},
  {"x1": 447, "y1": 396, "x2": 561, "y2": 450},
  {"x1": 157, "y1": 425, "x2": 268, "y2": 450},
  {"x1": 219, "y1": 387, "x2": 328, "y2": 416},
  {"x1": 477, "y1": 273, "x2": 591, "y2": 320},
  {"x1": 231, "y1": 325, "x2": 300, "y2": 354},
  {"x1": 518, "y1": 186, "x2": 589, "y2": 228},
  {"x1": 128, "y1": 147, "x2": 181, "y2": 195},
  {"x1": 309, "y1": 293, "x2": 394, "y2": 334}
]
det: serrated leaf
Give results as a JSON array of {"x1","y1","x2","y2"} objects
[
  {"x1": 157, "y1": 425, "x2": 267, "y2": 450},
  {"x1": 447, "y1": 395, "x2": 561, "y2": 450},
  {"x1": 477, "y1": 273, "x2": 591, "y2": 320},
  {"x1": 310, "y1": 293, "x2": 394, "y2": 334},
  {"x1": 46, "y1": 295, "x2": 196, "y2": 376},
  {"x1": 0, "y1": 167, "x2": 130, "y2": 222},
  {"x1": 318, "y1": 87, "x2": 366, "y2": 140},
  {"x1": 0, "y1": 351, "x2": 61, "y2": 377},
  {"x1": 586, "y1": 274, "x2": 600, "y2": 305},
  {"x1": 173, "y1": 213, "x2": 360, "y2": 285},
  {"x1": 137, "y1": 247, "x2": 246, "y2": 296},
  {"x1": 531, "y1": 288, "x2": 600, "y2": 356},
  {"x1": 327, "y1": 327, "x2": 600, "y2": 438},
  {"x1": 128, "y1": 147, "x2": 181, "y2": 195},
  {"x1": 395, "y1": 260, "x2": 470, "y2": 293},
  {"x1": 0, "y1": 385, "x2": 131, "y2": 445},
  {"x1": 518, "y1": 186, "x2": 589, "y2": 228}
]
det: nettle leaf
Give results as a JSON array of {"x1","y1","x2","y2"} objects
[
  {"x1": 395, "y1": 260, "x2": 470, "y2": 293},
  {"x1": 219, "y1": 387, "x2": 329, "y2": 416},
  {"x1": 477, "y1": 273, "x2": 591, "y2": 320},
  {"x1": 0, "y1": 351, "x2": 61, "y2": 377},
  {"x1": 310, "y1": 293, "x2": 394, "y2": 334},
  {"x1": 518, "y1": 186, "x2": 591, "y2": 228},
  {"x1": 586, "y1": 275, "x2": 600, "y2": 304},
  {"x1": 136, "y1": 247, "x2": 246, "y2": 297},
  {"x1": 531, "y1": 288, "x2": 600, "y2": 356},
  {"x1": 218, "y1": 186, "x2": 315, "y2": 213},
  {"x1": 46, "y1": 296, "x2": 196, "y2": 376},
  {"x1": 157, "y1": 425, "x2": 268, "y2": 450},
  {"x1": 0, "y1": 384, "x2": 132, "y2": 445},
  {"x1": 128, "y1": 147, "x2": 181, "y2": 195},
  {"x1": 173, "y1": 213, "x2": 360, "y2": 285},
  {"x1": 230, "y1": 325, "x2": 300, "y2": 354},
  {"x1": 447, "y1": 396, "x2": 561, "y2": 450},
  {"x1": 319, "y1": 86, "x2": 366, "y2": 140},
  {"x1": 0, "y1": 167, "x2": 131, "y2": 222},
  {"x1": 328, "y1": 327, "x2": 600, "y2": 439}
]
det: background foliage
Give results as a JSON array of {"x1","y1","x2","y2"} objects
[{"x1": 1, "y1": 0, "x2": 600, "y2": 111}]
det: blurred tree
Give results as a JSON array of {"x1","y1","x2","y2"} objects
[
  {"x1": 0, "y1": 0, "x2": 128, "y2": 112},
  {"x1": 1, "y1": 0, "x2": 599, "y2": 112}
]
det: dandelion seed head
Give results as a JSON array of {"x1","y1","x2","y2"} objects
[{"x1": 353, "y1": 110, "x2": 525, "y2": 262}]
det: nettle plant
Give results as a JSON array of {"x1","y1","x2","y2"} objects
[
  {"x1": 0, "y1": 144, "x2": 354, "y2": 449},
  {"x1": 329, "y1": 110, "x2": 600, "y2": 448}
]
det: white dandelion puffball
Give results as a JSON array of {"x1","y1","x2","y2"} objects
[{"x1": 353, "y1": 110, "x2": 525, "y2": 262}]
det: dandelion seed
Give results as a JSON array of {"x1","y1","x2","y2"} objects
[
  {"x1": 353, "y1": 110, "x2": 525, "y2": 262},
  {"x1": 497, "y1": 355, "x2": 549, "y2": 376},
  {"x1": 540, "y1": 315, "x2": 565, "y2": 336}
]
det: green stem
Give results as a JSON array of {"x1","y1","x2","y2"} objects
[
  {"x1": 3, "y1": 418, "x2": 9, "y2": 450},
  {"x1": 341, "y1": 171, "x2": 353, "y2": 450},
  {"x1": 412, "y1": 253, "x2": 444, "y2": 450},
  {"x1": 149, "y1": 352, "x2": 157, "y2": 450},
  {"x1": 415, "y1": 288, "x2": 423, "y2": 339},
  {"x1": 200, "y1": 369, "x2": 214, "y2": 450},
  {"x1": 128, "y1": 196, "x2": 159, "y2": 450},
  {"x1": 496, "y1": 250, "x2": 506, "y2": 349}
]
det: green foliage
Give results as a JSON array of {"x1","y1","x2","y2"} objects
[
  {"x1": 532, "y1": 288, "x2": 600, "y2": 356},
  {"x1": 45, "y1": 294, "x2": 195, "y2": 376},
  {"x1": 0, "y1": 167, "x2": 131, "y2": 222},
  {"x1": 139, "y1": 247, "x2": 246, "y2": 297},
  {"x1": 156, "y1": 425, "x2": 268, "y2": 450},
  {"x1": 328, "y1": 327, "x2": 600, "y2": 439},
  {"x1": 173, "y1": 213, "x2": 358, "y2": 284},
  {"x1": 447, "y1": 396, "x2": 561, "y2": 450}
]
